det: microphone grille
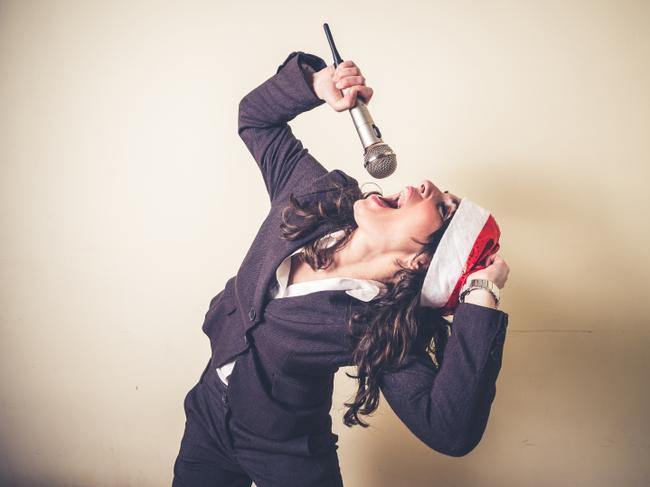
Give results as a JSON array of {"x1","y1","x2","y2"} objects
[{"x1": 364, "y1": 143, "x2": 397, "y2": 179}]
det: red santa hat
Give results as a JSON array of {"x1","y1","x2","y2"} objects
[{"x1": 420, "y1": 197, "x2": 501, "y2": 315}]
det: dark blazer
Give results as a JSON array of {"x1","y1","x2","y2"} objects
[{"x1": 201, "y1": 50, "x2": 509, "y2": 458}]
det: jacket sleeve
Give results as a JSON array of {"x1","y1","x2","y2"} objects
[
  {"x1": 238, "y1": 51, "x2": 331, "y2": 204},
  {"x1": 378, "y1": 302, "x2": 509, "y2": 457}
]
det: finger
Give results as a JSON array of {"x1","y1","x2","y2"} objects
[
  {"x1": 338, "y1": 60, "x2": 356, "y2": 69},
  {"x1": 335, "y1": 86, "x2": 359, "y2": 110},
  {"x1": 333, "y1": 66, "x2": 361, "y2": 81},
  {"x1": 335, "y1": 75, "x2": 366, "y2": 90},
  {"x1": 357, "y1": 85, "x2": 373, "y2": 104},
  {"x1": 346, "y1": 86, "x2": 359, "y2": 108},
  {"x1": 332, "y1": 88, "x2": 350, "y2": 111}
]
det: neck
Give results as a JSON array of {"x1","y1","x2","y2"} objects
[{"x1": 320, "y1": 228, "x2": 404, "y2": 283}]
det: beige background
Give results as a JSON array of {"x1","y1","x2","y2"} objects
[{"x1": 1, "y1": 0, "x2": 649, "y2": 485}]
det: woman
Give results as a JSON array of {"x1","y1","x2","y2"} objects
[{"x1": 172, "y1": 51, "x2": 510, "y2": 487}]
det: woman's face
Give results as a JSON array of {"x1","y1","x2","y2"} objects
[{"x1": 353, "y1": 179, "x2": 461, "y2": 256}]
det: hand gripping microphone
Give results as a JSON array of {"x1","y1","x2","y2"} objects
[{"x1": 323, "y1": 23, "x2": 397, "y2": 179}]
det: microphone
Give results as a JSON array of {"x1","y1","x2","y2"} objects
[{"x1": 323, "y1": 23, "x2": 397, "y2": 179}]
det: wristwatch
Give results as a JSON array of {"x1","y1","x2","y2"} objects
[{"x1": 459, "y1": 278, "x2": 500, "y2": 306}]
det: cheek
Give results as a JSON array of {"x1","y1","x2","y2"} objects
[
  {"x1": 414, "y1": 208, "x2": 442, "y2": 237},
  {"x1": 400, "y1": 207, "x2": 442, "y2": 240}
]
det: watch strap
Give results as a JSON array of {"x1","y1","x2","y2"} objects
[{"x1": 460, "y1": 278, "x2": 500, "y2": 305}]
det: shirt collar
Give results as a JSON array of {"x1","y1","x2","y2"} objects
[{"x1": 272, "y1": 229, "x2": 387, "y2": 302}]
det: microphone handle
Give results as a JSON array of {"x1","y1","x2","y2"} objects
[
  {"x1": 323, "y1": 22, "x2": 385, "y2": 149},
  {"x1": 348, "y1": 100, "x2": 384, "y2": 148}
]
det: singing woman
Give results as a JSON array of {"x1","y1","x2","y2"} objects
[{"x1": 172, "y1": 50, "x2": 510, "y2": 487}]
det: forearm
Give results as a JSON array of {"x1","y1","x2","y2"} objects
[
  {"x1": 379, "y1": 303, "x2": 509, "y2": 456},
  {"x1": 236, "y1": 51, "x2": 329, "y2": 203},
  {"x1": 424, "y1": 305, "x2": 507, "y2": 454},
  {"x1": 238, "y1": 51, "x2": 326, "y2": 130}
]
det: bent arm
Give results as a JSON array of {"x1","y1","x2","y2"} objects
[
  {"x1": 238, "y1": 51, "x2": 330, "y2": 204},
  {"x1": 378, "y1": 303, "x2": 509, "y2": 457}
]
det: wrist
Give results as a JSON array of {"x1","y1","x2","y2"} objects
[
  {"x1": 461, "y1": 288, "x2": 498, "y2": 309},
  {"x1": 309, "y1": 68, "x2": 324, "y2": 101},
  {"x1": 299, "y1": 62, "x2": 316, "y2": 95}
]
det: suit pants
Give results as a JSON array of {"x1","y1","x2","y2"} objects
[{"x1": 172, "y1": 357, "x2": 345, "y2": 487}]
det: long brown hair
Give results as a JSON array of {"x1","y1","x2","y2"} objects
[{"x1": 279, "y1": 181, "x2": 454, "y2": 428}]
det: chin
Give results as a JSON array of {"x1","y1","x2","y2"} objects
[{"x1": 352, "y1": 199, "x2": 367, "y2": 226}]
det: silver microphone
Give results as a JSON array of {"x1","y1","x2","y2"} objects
[
  {"x1": 324, "y1": 23, "x2": 397, "y2": 179},
  {"x1": 347, "y1": 96, "x2": 397, "y2": 179}
]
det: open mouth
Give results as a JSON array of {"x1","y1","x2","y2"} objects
[
  {"x1": 380, "y1": 195, "x2": 399, "y2": 208},
  {"x1": 373, "y1": 187, "x2": 412, "y2": 209},
  {"x1": 375, "y1": 193, "x2": 401, "y2": 209}
]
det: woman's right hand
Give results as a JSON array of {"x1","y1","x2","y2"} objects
[
  {"x1": 466, "y1": 253, "x2": 510, "y2": 289},
  {"x1": 313, "y1": 60, "x2": 374, "y2": 112}
]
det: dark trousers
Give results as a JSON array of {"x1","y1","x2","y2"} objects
[{"x1": 172, "y1": 357, "x2": 345, "y2": 487}]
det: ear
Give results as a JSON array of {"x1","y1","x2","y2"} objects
[{"x1": 406, "y1": 253, "x2": 429, "y2": 272}]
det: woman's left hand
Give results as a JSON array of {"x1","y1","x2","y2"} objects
[
  {"x1": 313, "y1": 60, "x2": 374, "y2": 112},
  {"x1": 466, "y1": 253, "x2": 510, "y2": 289}
]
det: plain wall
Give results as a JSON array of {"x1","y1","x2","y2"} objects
[{"x1": 1, "y1": 0, "x2": 649, "y2": 485}]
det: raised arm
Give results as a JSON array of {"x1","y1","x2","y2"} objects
[
  {"x1": 237, "y1": 51, "x2": 330, "y2": 204},
  {"x1": 378, "y1": 302, "x2": 509, "y2": 457}
]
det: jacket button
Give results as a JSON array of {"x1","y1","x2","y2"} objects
[
  {"x1": 248, "y1": 307, "x2": 256, "y2": 321},
  {"x1": 221, "y1": 392, "x2": 228, "y2": 404}
]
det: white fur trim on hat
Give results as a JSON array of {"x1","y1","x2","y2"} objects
[{"x1": 420, "y1": 198, "x2": 491, "y2": 309}]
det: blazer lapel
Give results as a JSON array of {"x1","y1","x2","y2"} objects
[
  {"x1": 251, "y1": 217, "x2": 341, "y2": 326},
  {"x1": 249, "y1": 170, "x2": 360, "y2": 329}
]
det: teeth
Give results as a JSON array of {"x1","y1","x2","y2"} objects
[
  {"x1": 380, "y1": 192, "x2": 404, "y2": 209},
  {"x1": 381, "y1": 195, "x2": 398, "y2": 209}
]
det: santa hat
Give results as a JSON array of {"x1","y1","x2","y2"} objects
[{"x1": 420, "y1": 197, "x2": 501, "y2": 315}]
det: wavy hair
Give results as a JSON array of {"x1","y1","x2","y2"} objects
[{"x1": 279, "y1": 181, "x2": 454, "y2": 428}]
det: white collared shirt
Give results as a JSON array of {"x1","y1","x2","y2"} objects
[{"x1": 216, "y1": 230, "x2": 387, "y2": 385}]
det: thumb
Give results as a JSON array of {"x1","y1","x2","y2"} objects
[{"x1": 336, "y1": 87, "x2": 358, "y2": 111}]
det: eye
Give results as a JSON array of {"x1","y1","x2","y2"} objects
[{"x1": 438, "y1": 203, "x2": 447, "y2": 219}]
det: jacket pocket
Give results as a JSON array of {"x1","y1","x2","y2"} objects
[
  {"x1": 202, "y1": 278, "x2": 237, "y2": 333},
  {"x1": 218, "y1": 277, "x2": 238, "y2": 316},
  {"x1": 227, "y1": 421, "x2": 338, "y2": 457}
]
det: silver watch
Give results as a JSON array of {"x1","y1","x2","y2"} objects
[{"x1": 459, "y1": 278, "x2": 500, "y2": 306}]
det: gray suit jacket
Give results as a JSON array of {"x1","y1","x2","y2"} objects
[{"x1": 201, "y1": 50, "x2": 509, "y2": 457}]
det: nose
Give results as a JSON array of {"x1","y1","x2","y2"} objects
[
  {"x1": 421, "y1": 180, "x2": 451, "y2": 204},
  {"x1": 419, "y1": 180, "x2": 438, "y2": 199}
]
